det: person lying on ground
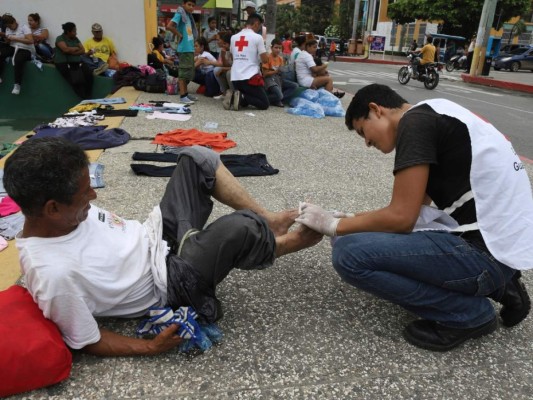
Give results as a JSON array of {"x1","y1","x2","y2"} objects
[
  {"x1": 296, "y1": 83, "x2": 532, "y2": 352},
  {"x1": 4, "y1": 137, "x2": 322, "y2": 357}
]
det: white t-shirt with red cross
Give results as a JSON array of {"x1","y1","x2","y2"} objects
[{"x1": 230, "y1": 28, "x2": 266, "y2": 81}]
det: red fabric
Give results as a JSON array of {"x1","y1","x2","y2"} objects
[
  {"x1": 152, "y1": 129, "x2": 237, "y2": 153},
  {"x1": 0, "y1": 196, "x2": 21, "y2": 217},
  {"x1": 196, "y1": 84, "x2": 206, "y2": 94},
  {"x1": 248, "y1": 73, "x2": 265, "y2": 87},
  {"x1": 0, "y1": 286, "x2": 72, "y2": 397}
]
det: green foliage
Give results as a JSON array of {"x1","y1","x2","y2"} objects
[
  {"x1": 325, "y1": 25, "x2": 341, "y2": 37},
  {"x1": 388, "y1": 0, "x2": 531, "y2": 39}
]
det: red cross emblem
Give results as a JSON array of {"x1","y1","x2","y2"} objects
[{"x1": 235, "y1": 36, "x2": 249, "y2": 52}]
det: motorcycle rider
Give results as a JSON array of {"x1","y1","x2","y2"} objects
[{"x1": 412, "y1": 35, "x2": 436, "y2": 77}]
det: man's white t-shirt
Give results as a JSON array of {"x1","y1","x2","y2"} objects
[
  {"x1": 16, "y1": 205, "x2": 168, "y2": 349},
  {"x1": 230, "y1": 28, "x2": 266, "y2": 81},
  {"x1": 295, "y1": 50, "x2": 315, "y2": 87}
]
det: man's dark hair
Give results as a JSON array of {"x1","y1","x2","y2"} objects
[
  {"x1": 152, "y1": 36, "x2": 164, "y2": 48},
  {"x1": 271, "y1": 38, "x2": 282, "y2": 47},
  {"x1": 426, "y1": 36, "x2": 433, "y2": 44},
  {"x1": 4, "y1": 137, "x2": 89, "y2": 217},
  {"x1": 62, "y1": 22, "x2": 76, "y2": 34},
  {"x1": 183, "y1": 0, "x2": 196, "y2": 4},
  {"x1": 246, "y1": 13, "x2": 263, "y2": 26},
  {"x1": 294, "y1": 35, "x2": 306, "y2": 47},
  {"x1": 207, "y1": 16, "x2": 216, "y2": 24},
  {"x1": 305, "y1": 39, "x2": 317, "y2": 49},
  {"x1": 345, "y1": 84, "x2": 408, "y2": 130},
  {"x1": 220, "y1": 32, "x2": 232, "y2": 44}
]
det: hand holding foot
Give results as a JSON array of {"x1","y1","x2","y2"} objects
[{"x1": 275, "y1": 224, "x2": 323, "y2": 257}]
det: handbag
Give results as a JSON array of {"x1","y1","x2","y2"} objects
[{"x1": 248, "y1": 73, "x2": 265, "y2": 87}]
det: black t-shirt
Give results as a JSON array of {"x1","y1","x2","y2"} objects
[{"x1": 394, "y1": 103, "x2": 488, "y2": 251}]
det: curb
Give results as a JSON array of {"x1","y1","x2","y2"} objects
[
  {"x1": 336, "y1": 56, "x2": 405, "y2": 66},
  {"x1": 460, "y1": 73, "x2": 533, "y2": 94}
]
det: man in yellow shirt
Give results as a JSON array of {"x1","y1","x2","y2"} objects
[
  {"x1": 82, "y1": 23, "x2": 118, "y2": 75},
  {"x1": 412, "y1": 35, "x2": 435, "y2": 76}
]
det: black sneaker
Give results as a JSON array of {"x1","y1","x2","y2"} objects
[
  {"x1": 333, "y1": 91, "x2": 345, "y2": 99},
  {"x1": 499, "y1": 271, "x2": 531, "y2": 327},
  {"x1": 403, "y1": 317, "x2": 498, "y2": 352}
]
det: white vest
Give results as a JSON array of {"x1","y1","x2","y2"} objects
[{"x1": 414, "y1": 99, "x2": 533, "y2": 270}]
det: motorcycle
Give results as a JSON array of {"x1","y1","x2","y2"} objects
[
  {"x1": 445, "y1": 53, "x2": 468, "y2": 72},
  {"x1": 398, "y1": 52, "x2": 441, "y2": 90}
]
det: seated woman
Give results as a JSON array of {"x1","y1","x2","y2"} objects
[
  {"x1": 0, "y1": 14, "x2": 34, "y2": 95},
  {"x1": 54, "y1": 22, "x2": 93, "y2": 99},
  {"x1": 148, "y1": 36, "x2": 179, "y2": 77},
  {"x1": 28, "y1": 13, "x2": 53, "y2": 62},
  {"x1": 295, "y1": 40, "x2": 333, "y2": 92},
  {"x1": 192, "y1": 36, "x2": 220, "y2": 98},
  {"x1": 211, "y1": 32, "x2": 233, "y2": 101}
]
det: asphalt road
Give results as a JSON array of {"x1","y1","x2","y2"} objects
[{"x1": 328, "y1": 61, "x2": 533, "y2": 161}]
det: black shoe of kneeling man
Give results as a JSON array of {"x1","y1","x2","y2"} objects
[
  {"x1": 402, "y1": 317, "x2": 498, "y2": 352},
  {"x1": 498, "y1": 271, "x2": 531, "y2": 327}
]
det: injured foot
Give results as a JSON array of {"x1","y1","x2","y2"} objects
[
  {"x1": 275, "y1": 224, "x2": 323, "y2": 257},
  {"x1": 265, "y1": 209, "x2": 299, "y2": 237}
]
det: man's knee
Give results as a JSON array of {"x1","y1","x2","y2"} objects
[
  {"x1": 332, "y1": 235, "x2": 371, "y2": 282},
  {"x1": 217, "y1": 211, "x2": 267, "y2": 242}
]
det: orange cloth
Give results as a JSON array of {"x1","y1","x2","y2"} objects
[{"x1": 152, "y1": 129, "x2": 237, "y2": 153}]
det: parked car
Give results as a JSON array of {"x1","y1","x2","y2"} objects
[
  {"x1": 493, "y1": 46, "x2": 533, "y2": 72},
  {"x1": 497, "y1": 44, "x2": 523, "y2": 55}
]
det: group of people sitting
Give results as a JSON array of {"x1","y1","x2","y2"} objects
[
  {"x1": 150, "y1": 0, "x2": 344, "y2": 110},
  {"x1": 0, "y1": 12, "x2": 119, "y2": 97}
]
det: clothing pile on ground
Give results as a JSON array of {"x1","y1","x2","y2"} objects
[{"x1": 0, "y1": 172, "x2": 24, "y2": 251}]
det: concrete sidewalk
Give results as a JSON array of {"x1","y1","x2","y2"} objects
[
  {"x1": 339, "y1": 53, "x2": 533, "y2": 94},
  {"x1": 8, "y1": 84, "x2": 533, "y2": 399}
]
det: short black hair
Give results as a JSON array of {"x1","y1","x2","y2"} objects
[
  {"x1": 62, "y1": 22, "x2": 76, "y2": 34},
  {"x1": 208, "y1": 16, "x2": 216, "y2": 24},
  {"x1": 271, "y1": 38, "x2": 282, "y2": 47},
  {"x1": 4, "y1": 137, "x2": 89, "y2": 217},
  {"x1": 220, "y1": 32, "x2": 232, "y2": 44},
  {"x1": 246, "y1": 13, "x2": 263, "y2": 25},
  {"x1": 294, "y1": 35, "x2": 306, "y2": 47},
  {"x1": 345, "y1": 84, "x2": 408, "y2": 130},
  {"x1": 426, "y1": 36, "x2": 433, "y2": 44},
  {"x1": 152, "y1": 36, "x2": 164, "y2": 48}
]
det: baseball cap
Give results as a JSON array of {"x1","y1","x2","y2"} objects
[
  {"x1": 244, "y1": 1, "x2": 256, "y2": 9},
  {"x1": 91, "y1": 23, "x2": 103, "y2": 32}
]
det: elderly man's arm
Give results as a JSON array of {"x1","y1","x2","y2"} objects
[{"x1": 83, "y1": 326, "x2": 183, "y2": 357}]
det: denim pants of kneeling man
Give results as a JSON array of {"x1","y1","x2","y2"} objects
[{"x1": 332, "y1": 230, "x2": 516, "y2": 329}]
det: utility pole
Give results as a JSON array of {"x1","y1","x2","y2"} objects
[
  {"x1": 350, "y1": 0, "x2": 362, "y2": 55},
  {"x1": 469, "y1": 0, "x2": 498, "y2": 76},
  {"x1": 265, "y1": 0, "x2": 276, "y2": 50}
]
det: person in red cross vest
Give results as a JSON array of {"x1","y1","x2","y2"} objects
[{"x1": 227, "y1": 13, "x2": 269, "y2": 111}]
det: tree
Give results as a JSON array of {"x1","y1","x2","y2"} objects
[{"x1": 388, "y1": 0, "x2": 531, "y2": 39}]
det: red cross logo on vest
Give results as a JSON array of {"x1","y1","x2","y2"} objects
[{"x1": 235, "y1": 36, "x2": 249, "y2": 52}]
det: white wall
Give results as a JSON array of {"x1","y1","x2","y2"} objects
[{"x1": 2, "y1": 0, "x2": 151, "y2": 65}]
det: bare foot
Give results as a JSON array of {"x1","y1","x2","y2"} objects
[
  {"x1": 264, "y1": 209, "x2": 299, "y2": 237},
  {"x1": 275, "y1": 224, "x2": 323, "y2": 257}
]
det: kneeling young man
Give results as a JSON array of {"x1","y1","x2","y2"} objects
[
  {"x1": 296, "y1": 84, "x2": 532, "y2": 351},
  {"x1": 4, "y1": 138, "x2": 322, "y2": 356}
]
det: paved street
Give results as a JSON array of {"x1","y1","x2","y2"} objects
[{"x1": 6, "y1": 81, "x2": 533, "y2": 399}]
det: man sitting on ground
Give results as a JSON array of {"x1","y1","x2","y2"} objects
[{"x1": 4, "y1": 138, "x2": 322, "y2": 357}]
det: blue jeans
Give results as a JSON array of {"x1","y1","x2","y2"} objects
[
  {"x1": 332, "y1": 231, "x2": 516, "y2": 328},
  {"x1": 267, "y1": 79, "x2": 299, "y2": 104}
]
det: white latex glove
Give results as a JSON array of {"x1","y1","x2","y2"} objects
[
  {"x1": 332, "y1": 211, "x2": 355, "y2": 218},
  {"x1": 296, "y1": 202, "x2": 340, "y2": 237}
]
